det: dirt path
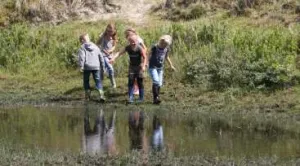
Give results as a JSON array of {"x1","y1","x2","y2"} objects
[
  {"x1": 91, "y1": 0, "x2": 156, "y2": 25},
  {"x1": 119, "y1": 0, "x2": 154, "y2": 25}
]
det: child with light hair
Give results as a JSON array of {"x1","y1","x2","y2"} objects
[
  {"x1": 110, "y1": 34, "x2": 147, "y2": 103},
  {"x1": 97, "y1": 23, "x2": 118, "y2": 88},
  {"x1": 78, "y1": 33, "x2": 106, "y2": 102},
  {"x1": 124, "y1": 28, "x2": 148, "y2": 95},
  {"x1": 148, "y1": 35, "x2": 176, "y2": 104}
]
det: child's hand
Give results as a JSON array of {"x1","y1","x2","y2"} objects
[{"x1": 109, "y1": 59, "x2": 114, "y2": 64}]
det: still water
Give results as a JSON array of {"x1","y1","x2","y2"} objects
[{"x1": 0, "y1": 105, "x2": 300, "y2": 159}]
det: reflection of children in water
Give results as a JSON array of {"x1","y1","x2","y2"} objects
[
  {"x1": 128, "y1": 111, "x2": 148, "y2": 152},
  {"x1": 152, "y1": 115, "x2": 164, "y2": 151},
  {"x1": 128, "y1": 111, "x2": 164, "y2": 153},
  {"x1": 82, "y1": 108, "x2": 117, "y2": 156}
]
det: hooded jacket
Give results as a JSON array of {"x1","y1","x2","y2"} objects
[{"x1": 78, "y1": 42, "x2": 105, "y2": 71}]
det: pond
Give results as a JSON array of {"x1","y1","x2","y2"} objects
[{"x1": 0, "y1": 105, "x2": 299, "y2": 160}]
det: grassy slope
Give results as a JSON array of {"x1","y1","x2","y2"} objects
[{"x1": 0, "y1": 2, "x2": 300, "y2": 165}]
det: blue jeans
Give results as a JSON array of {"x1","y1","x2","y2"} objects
[
  {"x1": 149, "y1": 67, "x2": 163, "y2": 86},
  {"x1": 83, "y1": 70, "x2": 103, "y2": 90},
  {"x1": 104, "y1": 56, "x2": 114, "y2": 77}
]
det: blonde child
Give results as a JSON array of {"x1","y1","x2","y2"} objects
[
  {"x1": 110, "y1": 35, "x2": 147, "y2": 103},
  {"x1": 124, "y1": 28, "x2": 147, "y2": 95},
  {"x1": 148, "y1": 35, "x2": 175, "y2": 104},
  {"x1": 78, "y1": 33, "x2": 106, "y2": 101}
]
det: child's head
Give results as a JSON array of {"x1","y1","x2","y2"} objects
[
  {"x1": 158, "y1": 35, "x2": 172, "y2": 48},
  {"x1": 105, "y1": 23, "x2": 117, "y2": 40},
  {"x1": 127, "y1": 34, "x2": 138, "y2": 48},
  {"x1": 124, "y1": 28, "x2": 137, "y2": 38},
  {"x1": 79, "y1": 33, "x2": 90, "y2": 44}
]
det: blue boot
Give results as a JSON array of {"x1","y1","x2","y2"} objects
[
  {"x1": 128, "y1": 86, "x2": 134, "y2": 103},
  {"x1": 137, "y1": 89, "x2": 144, "y2": 103}
]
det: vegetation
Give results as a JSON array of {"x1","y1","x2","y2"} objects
[
  {"x1": 0, "y1": 139, "x2": 299, "y2": 165},
  {"x1": 0, "y1": 19, "x2": 299, "y2": 92},
  {"x1": 0, "y1": 0, "x2": 300, "y2": 164}
]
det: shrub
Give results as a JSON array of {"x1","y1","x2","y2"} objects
[
  {"x1": 184, "y1": 25, "x2": 299, "y2": 90},
  {"x1": 166, "y1": 4, "x2": 206, "y2": 21}
]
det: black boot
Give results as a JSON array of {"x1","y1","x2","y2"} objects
[{"x1": 152, "y1": 84, "x2": 161, "y2": 105}]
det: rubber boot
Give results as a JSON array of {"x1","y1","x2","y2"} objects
[
  {"x1": 98, "y1": 89, "x2": 106, "y2": 102},
  {"x1": 137, "y1": 88, "x2": 144, "y2": 102},
  {"x1": 158, "y1": 86, "x2": 160, "y2": 95},
  {"x1": 128, "y1": 86, "x2": 134, "y2": 103},
  {"x1": 152, "y1": 84, "x2": 161, "y2": 104},
  {"x1": 157, "y1": 86, "x2": 161, "y2": 104},
  {"x1": 109, "y1": 75, "x2": 116, "y2": 88},
  {"x1": 85, "y1": 90, "x2": 91, "y2": 101}
]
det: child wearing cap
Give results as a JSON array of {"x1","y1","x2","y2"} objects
[{"x1": 148, "y1": 35, "x2": 176, "y2": 104}]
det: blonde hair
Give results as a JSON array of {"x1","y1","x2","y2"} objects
[
  {"x1": 159, "y1": 35, "x2": 172, "y2": 46},
  {"x1": 125, "y1": 28, "x2": 137, "y2": 38},
  {"x1": 105, "y1": 23, "x2": 118, "y2": 44},
  {"x1": 79, "y1": 33, "x2": 90, "y2": 42},
  {"x1": 127, "y1": 34, "x2": 138, "y2": 41}
]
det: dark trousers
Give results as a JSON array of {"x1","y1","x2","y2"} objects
[{"x1": 128, "y1": 66, "x2": 144, "y2": 100}]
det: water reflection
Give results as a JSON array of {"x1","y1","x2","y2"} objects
[
  {"x1": 82, "y1": 106, "x2": 117, "y2": 156},
  {"x1": 1, "y1": 107, "x2": 299, "y2": 160},
  {"x1": 128, "y1": 111, "x2": 164, "y2": 153},
  {"x1": 151, "y1": 115, "x2": 164, "y2": 152},
  {"x1": 128, "y1": 111, "x2": 148, "y2": 152}
]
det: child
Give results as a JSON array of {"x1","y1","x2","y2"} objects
[
  {"x1": 148, "y1": 35, "x2": 175, "y2": 104},
  {"x1": 78, "y1": 33, "x2": 106, "y2": 101},
  {"x1": 124, "y1": 28, "x2": 147, "y2": 95},
  {"x1": 97, "y1": 23, "x2": 117, "y2": 88},
  {"x1": 110, "y1": 35, "x2": 147, "y2": 103}
]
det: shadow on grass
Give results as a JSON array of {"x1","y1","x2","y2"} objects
[
  {"x1": 49, "y1": 96, "x2": 82, "y2": 102},
  {"x1": 64, "y1": 87, "x2": 82, "y2": 95},
  {"x1": 49, "y1": 86, "x2": 157, "y2": 105}
]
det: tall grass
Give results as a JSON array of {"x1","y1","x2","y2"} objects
[{"x1": 0, "y1": 20, "x2": 299, "y2": 91}]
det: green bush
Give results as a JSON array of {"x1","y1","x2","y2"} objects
[
  {"x1": 184, "y1": 25, "x2": 299, "y2": 90},
  {"x1": 166, "y1": 5, "x2": 207, "y2": 21}
]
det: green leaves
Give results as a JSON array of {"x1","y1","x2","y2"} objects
[{"x1": 184, "y1": 24, "x2": 299, "y2": 90}]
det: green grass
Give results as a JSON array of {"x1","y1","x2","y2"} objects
[{"x1": 0, "y1": 140, "x2": 299, "y2": 165}]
